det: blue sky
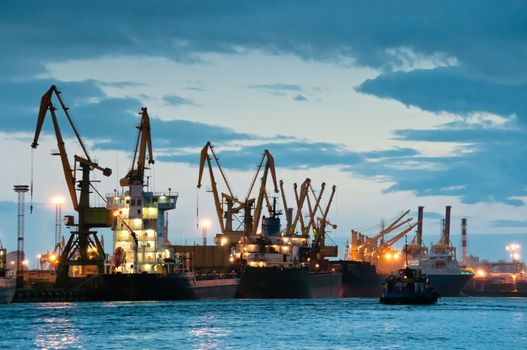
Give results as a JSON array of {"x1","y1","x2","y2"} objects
[{"x1": 1, "y1": 1, "x2": 526, "y2": 262}]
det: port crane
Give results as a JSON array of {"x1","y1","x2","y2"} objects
[
  {"x1": 31, "y1": 85, "x2": 113, "y2": 286},
  {"x1": 198, "y1": 142, "x2": 248, "y2": 242},
  {"x1": 120, "y1": 107, "x2": 154, "y2": 187},
  {"x1": 243, "y1": 149, "x2": 279, "y2": 236}
]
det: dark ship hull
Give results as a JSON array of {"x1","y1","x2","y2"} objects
[
  {"x1": 237, "y1": 266, "x2": 341, "y2": 299},
  {"x1": 427, "y1": 274, "x2": 473, "y2": 297},
  {"x1": 380, "y1": 291, "x2": 439, "y2": 305},
  {"x1": 334, "y1": 260, "x2": 384, "y2": 297},
  {"x1": 13, "y1": 273, "x2": 239, "y2": 302}
]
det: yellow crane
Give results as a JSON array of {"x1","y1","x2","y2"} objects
[
  {"x1": 31, "y1": 85, "x2": 112, "y2": 286},
  {"x1": 120, "y1": 107, "x2": 154, "y2": 187}
]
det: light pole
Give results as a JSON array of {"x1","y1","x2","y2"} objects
[
  {"x1": 201, "y1": 219, "x2": 210, "y2": 246},
  {"x1": 51, "y1": 197, "x2": 65, "y2": 255},
  {"x1": 506, "y1": 244, "x2": 521, "y2": 263}
]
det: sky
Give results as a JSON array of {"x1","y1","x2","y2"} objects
[{"x1": 0, "y1": 0, "x2": 526, "y2": 263}]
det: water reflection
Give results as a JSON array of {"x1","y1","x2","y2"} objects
[
  {"x1": 188, "y1": 314, "x2": 230, "y2": 350},
  {"x1": 34, "y1": 303, "x2": 80, "y2": 349}
]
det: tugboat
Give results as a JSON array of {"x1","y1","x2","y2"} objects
[
  {"x1": 380, "y1": 267, "x2": 440, "y2": 305},
  {"x1": 380, "y1": 236, "x2": 439, "y2": 305}
]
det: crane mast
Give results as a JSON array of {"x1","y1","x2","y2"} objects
[
  {"x1": 31, "y1": 85, "x2": 112, "y2": 287},
  {"x1": 120, "y1": 107, "x2": 154, "y2": 187}
]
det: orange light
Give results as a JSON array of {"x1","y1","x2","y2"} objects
[
  {"x1": 113, "y1": 210, "x2": 119, "y2": 217},
  {"x1": 384, "y1": 252, "x2": 392, "y2": 260},
  {"x1": 476, "y1": 269, "x2": 487, "y2": 278},
  {"x1": 51, "y1": 196, "x2": 65, "y2": 205}
]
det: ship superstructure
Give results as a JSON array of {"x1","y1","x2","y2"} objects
[
  {"x1": 107, "y1": 107, "x2": 177, "y2": 273},
  {"x1": 409, "y1": 206, "x2": 473, "y2": 296}
]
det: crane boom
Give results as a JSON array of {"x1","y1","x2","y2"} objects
[
  {"x1": 382, "y1": 222, "x2": 418, "y2": 248},
  {"x1": 251, "y1": 150, "x2": 279, "y2": 236},
  {"x1": 120, "y1": 107, "x2": 154, "y2": 187}
]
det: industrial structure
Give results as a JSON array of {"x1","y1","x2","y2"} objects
[
  {"x1": 13, "y1": 185, "x2": 29, "y2": 286},
  {"x1": 31, "y1": 85, "x2": 113, "y2": 287},
  {"x1": 107, "y1": 107, "x2": 177, "y2": 273}
]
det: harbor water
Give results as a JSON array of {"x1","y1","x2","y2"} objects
[{"x1": 0, "y1": 298, "x2": 525, "y2": 349}]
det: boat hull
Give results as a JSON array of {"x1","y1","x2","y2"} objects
[
  {"x1": 238, "y1": 266, "x2": 341, "y2": 299},
  {"x1": 380, "y1": 292, "x2": 439, "y2": 305},
  {"x1": 13, "y1": 273, "x2": 239, "y2": 302},
  {"x1": 0, "y1": 278, "x2": 16, "y2": 304},
  {"x1": 334, "y1": 260, "x2": 384, "y2": 297},
  {"x1": 427, "y1": 273, "x2": 473, "y2": 297}
]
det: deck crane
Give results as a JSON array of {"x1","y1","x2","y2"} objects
[
  {"x1": 244, "y1": 150, "x2": 279, "y2": 237},
  {"x1": 379, "y1": 222, "x2": 418, "y2": 253},
  {"x1": 358, "y1": 210, "x2": 412, "y2": 256},
  {"x1": 197, "y1": 142, "x2": 254, "y2": 244},
  {"x1": 309, "y1": 184, "x2": 337, "y2": 264},
  {"x1": 290, "y1": 178, "x2": 311, "y2": 235},
  {"x1": 120, "y1": 107, "x2": 154, "y2": 187},
  {"x1": 279, "y1": 180, "x2": 293, "y2": 231},
  {"x1": 31, "y1": 85, "x2": 112, "y2": 286}
]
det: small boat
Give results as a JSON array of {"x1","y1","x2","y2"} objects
[{"x1": 380, "y1": 267, "x2": 440, "y2": 305}]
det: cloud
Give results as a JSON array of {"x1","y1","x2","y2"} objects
[
  {"x1": 293, "y1": 94, "x2": 307, "y2": 102},
  {"x1": 490, "y1": 220, "x2": 527, "y2": 228},
  {"x1": 162, "y1": 94, "x2": 200, "y2": 107},
  {"x1": 358, "y1": 67, "x2": 527, "y2": 124}
]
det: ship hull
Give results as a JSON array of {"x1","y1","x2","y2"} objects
[
  {"x1": 427, "y1": 273, "x2": 473, "y2": 297},
  {"x1": 380, "y1": 292, "x2": 439, "y2": 305},
  {"x1": 334, "y1": 261, "x2": 384, "y2": 297},
  {"x1": 238, "y1": 266, "x2": 341, "y2": 299},
  {"x1": 0, "y1": 278, "x2": 16, "y2": 304},
  {"x1": 13, "y1": 273, "x2": 239, "y2": 302}
]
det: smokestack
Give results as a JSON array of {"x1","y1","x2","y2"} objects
[
  {"x1": 461, "y1": 218, "x2": 468, "y2": 265},
  {"x1": 417, "y1": 206, "x2": 424, "y2": 246},
  {"x1": 444, "y1": 205, "x2": 452, "y2": 243}
]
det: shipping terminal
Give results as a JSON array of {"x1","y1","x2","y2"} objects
[{"x1": 1, "y1": 85, "x2": 524, "y2": 304}]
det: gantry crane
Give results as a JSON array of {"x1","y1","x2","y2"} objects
[
  {"x1": 120, "y1": 107, "x2": 154, "y2": 187},
  {"x1": 31, "y1": 85, "x2": 113, "y2": 287}
]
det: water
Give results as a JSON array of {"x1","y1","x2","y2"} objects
[{"x1": 1, "y1": 298, "x2": 525, "y2": 349}]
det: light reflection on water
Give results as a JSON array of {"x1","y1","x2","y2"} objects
[{"x1": 0, "y1": 298, "x2": 526, "y2": 349}]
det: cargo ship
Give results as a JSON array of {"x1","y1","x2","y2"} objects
[
  {"x1": 409, "y1": 207, "x2": 473, "y2": 296},
  {"x1": 463, "y1": 260, "x2": 527, "y2": 297},
  {"x1": 332, "y1": 260, "x2": 383, "y2": 297}
]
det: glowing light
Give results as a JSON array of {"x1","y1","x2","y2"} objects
[
  {"x1": 394, "y1": 253, "x2": 400, "y2": 260},
  {"x1": 220, "y1": 237, "x2": 228, "y2": 247},
  {"x1": 384, "y1": 252, "x2": 393, "y2": 260},
  {"x1": 51, "y1": 196, "x2": 65, "y2": 205},
  {"x1": 512, "y1": 253, "x2": 520, "y2": 260},
  {"x1": 22, "y1": 259, "x2": 29, "y2": 266},
  {"x1": 113, "y1": 210, "x2": 119, "y2": 217},
  {"x1": 476, "y1": 269, "x2": 487, "y2": 278},
  {"x1": 10, "y1": 261, "x2": 15, "y2": 265},
  {"x1": 229, "y1": 256, "x2": 235, "y2": 263},
  {"x1": 315, "y1": 263, "x2": 320, "y2": 269},
  {"x1": 36, "y1": 254, "x2": 42, "y2": 259},
  {"x1": 201, "y1": 219, "x2": 211, "y2": 229}
]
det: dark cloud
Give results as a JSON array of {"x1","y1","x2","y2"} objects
[
  {"x1": 293, "y1": 94, "x2": 307, "y2": 102},
  {"x1": 358, "y1": 67, "x2": 527, "y2": 124}
]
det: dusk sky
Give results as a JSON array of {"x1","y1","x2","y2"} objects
[{"x1": 1, "y1": 1, "x2": 526, "y2": 263}]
